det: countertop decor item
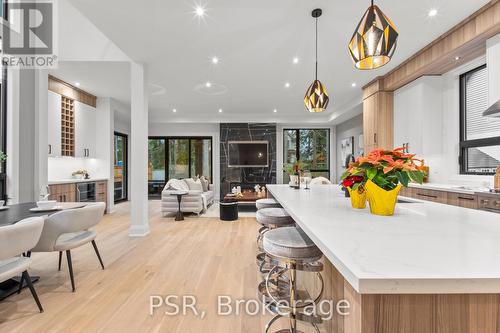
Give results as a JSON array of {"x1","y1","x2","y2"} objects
[
  {"x1": 348, "y1": 0, "x2": 398, "y2": 70},
  {"x1": 72, "y1": 169, "x2": 89, "y2": 180},
  {"x1": 284, "y1": 161, "x2": 303, "y2": 188},
  {"x1": 304, "y1": 8, "x2": 329, "y2": 113},
  {"x1": 342, "y1": 147, "x2": 425, "y2": 216}
]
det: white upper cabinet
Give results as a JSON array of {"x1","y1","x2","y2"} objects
[
  {"x1": 74, "y1": 101, "x2": 96, "y2": 158},
  {"x1": 394, "y1": 76, "x2": 443, "y2": 156},
  {"x1": 47, "y1": 91, "x2": 62, "y2": 157}
]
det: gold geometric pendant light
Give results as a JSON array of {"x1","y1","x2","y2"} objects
[
  {"x1": 304, "y1": 8, "x2": 329, "y2": 113},
  {"x1": 348, "y1": 0, "x2": 398, "y2": 70}
]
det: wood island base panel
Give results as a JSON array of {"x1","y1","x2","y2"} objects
[{"x1": 303, "y1": 258, "x2": 500, "y2": 333}]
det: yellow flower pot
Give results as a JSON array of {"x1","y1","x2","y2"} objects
[
  {"x1": 365, "y1": 180, "x2": 402, "y2": 216},
  {"x1": 348, "y1": 187, "x2": 366, "y2": 209}
]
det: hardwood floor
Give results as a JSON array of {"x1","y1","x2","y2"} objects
[{"x1": 0, "y1": 201, "x2": 298, "y2": 333}]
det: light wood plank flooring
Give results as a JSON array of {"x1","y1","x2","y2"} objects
[{"x1": 0, "y1": 201, "x2": 303, "y2": 332}]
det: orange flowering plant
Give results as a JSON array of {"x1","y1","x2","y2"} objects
[{"x1": 341, "y1": 148, "x2": 425, "y2": 191}]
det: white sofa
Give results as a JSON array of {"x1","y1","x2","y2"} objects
[{"x1": 161, "y1": 179, "x2": 215, "y2": 216}]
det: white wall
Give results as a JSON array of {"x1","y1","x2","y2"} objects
[
  {"x1": 335, "y1": 113, "x2": 363, "y2": 182},
  {"x1": 149, "y1": 123, "x2": 221, "y2": 198},
  {"x1": 58, "y1": 0, "x2": 130, "y2": 62}
]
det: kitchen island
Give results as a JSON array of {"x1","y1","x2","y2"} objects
[{"x1": 266, "y1": 184, "x2": 500, "y2": 333}]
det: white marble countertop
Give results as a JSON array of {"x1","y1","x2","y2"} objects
[
  {"x1": 408, "y1": 182, "x2": 490, "y2": 195},
  {"x1": 48, "y1": 178, "x2": 109, "y2": 185},
  {"x1": 267, "y1": 184, "x2": 500, "y2": 294}
]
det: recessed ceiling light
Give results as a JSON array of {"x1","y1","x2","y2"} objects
[
  {"x1": 293, "y1": 57, "x2": 299, "y2": 64},
  {"x1": 205, "y1": 81, "x2": 212, "y2": 88},
  {"x1": 173, "y1": 108, "x2": 177, "y2": 113},
  {"x1": 454, "y1": 56, "x2": 461, "y2": 61},
  {"x1": 273, "y1": 109, "x2": 277, "y2": 113},
  {"x1": 75, "y1": 82, "x2": 80, "y2": 87},
  {"x1": 285, "y1": 82, "x2": 290, "y2": 88},
  {"x1": 351, "y1": 82, "x2": 357, "y2": 87},
  {"x1": 212, "y1": 57, "x2": 219, "y2": 64},
  {"x1": 195, "y1": 6, "x2": 205, "y2": 17},
  {"x1": 218, "y1": 109, "x2": 223, "y2": 113},
  {"x1": 428, "y1": 9, "x2": 438, "y2": 17}
]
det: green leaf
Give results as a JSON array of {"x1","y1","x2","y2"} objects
[
  {"x1": 408, "y1": 171, "x2": 425, "y2": 184},
  {"x1": 367, "y1": 168, "x2": 377, "y2": 180},
  {"x1": 396, "y1": 171, "x2": 410, "y2": 187},
  {"x1": 340, "y1": 170, "x2": 350, "y2": 180}
]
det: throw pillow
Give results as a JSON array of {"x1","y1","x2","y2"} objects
[
  {"x1": 184, "y1": 178, "x2": 203, "y2": 191},
  {"x1": 167, "y1": 179, "x2": 189, "y2": 191},
  {"x1": 199, "y1": 176, "x2": 209, "y2": 192}
]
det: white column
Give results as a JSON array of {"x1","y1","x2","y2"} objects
[
  {"x1": 129, "y1": 62, "x2": 150, "y2": 237},
  {"x1": 35, "y1": 69, "x2": 49, "y2": 200},
  {"x1": 95, "y1": 97, "x2": 115, "y2": 213}
]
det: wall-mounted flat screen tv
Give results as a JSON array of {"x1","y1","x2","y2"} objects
[{"x1": 228, "y1": 141, "x2": 269, "y2": 167}]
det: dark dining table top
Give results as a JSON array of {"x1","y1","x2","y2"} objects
[{"x1": 0, "y1": 202, "x2": 87, "y2": 227}]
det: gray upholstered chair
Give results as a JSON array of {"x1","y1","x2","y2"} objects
[
  {"x1": 30, "y1": 202, "x2": 106, "y2": 292},
  {"x1": 0, "y1": 217, "x2": 44, "y2": 312}
]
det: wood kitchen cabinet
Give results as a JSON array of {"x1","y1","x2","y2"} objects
[
  {"x1": 363, "y1": 79, "x2": 394, "y2": 152},
  {"x1": 48, "y1": 76, "x2": 97, "y2": 158},
  {"x1": 48, "y1": 184, "x2": 76, "y2": 202},
  {"x1": 96, "y1": 181, "x2": 108, "y2": 207},
  {"x1": 446, "y1": 192, "x2": 478, "y2": 209},
  {"x1": 412, "y1": 188, "x2": 447, "y2": 204}
]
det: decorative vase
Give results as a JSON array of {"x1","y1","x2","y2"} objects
[
  {"x1": 365, "y1": 180, "x2": 402, "y2": 216},
  {"x1": 347, "y1": 187, "x2": 366, "y2": 209}
]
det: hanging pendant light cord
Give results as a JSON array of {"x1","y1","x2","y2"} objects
[{"x1": 315, "y1": 17, "x2": 318, "y2": 80}]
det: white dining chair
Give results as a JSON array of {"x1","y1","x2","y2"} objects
[
  {"x1": 0, "y1": 217, "x2": 45, "y2": 312},
  {"x1": 309, "y1": 176, "x2": 333, "y2": 186},
  {"x1": 30, "y1": 202, "x2": 106, "y2": 292}
]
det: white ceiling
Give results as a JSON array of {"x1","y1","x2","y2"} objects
[
  {"x1": 65, "y1": 0, "x2": 490, "y2": 123},
  {"x1": 49, "y1": 61, "x2": 130, "y2": 106}
]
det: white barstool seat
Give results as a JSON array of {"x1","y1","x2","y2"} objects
[
  {"x1": 256, "y1": 198, "x2": 282, "y2": 210},
  {"x1": 256, "y1": 208, "x2": 294, "y2": 227},
  {"x1": 260, "y1": 226, "x2": 324, "y2": 333},
  {"x1": 263, "y1": 227, "x2": 322, "y2": 261}
]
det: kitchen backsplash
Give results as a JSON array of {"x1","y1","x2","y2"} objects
[{"x1": 48, "y1": 157, "x2": 108, "y2": 181}]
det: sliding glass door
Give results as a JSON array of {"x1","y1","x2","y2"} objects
[
  {"x1": 148, "y1": 137, "x2": 212, "y2": 198},
  {"x1": 148, "y1": 138, "x2": 166, "y2": 197},
  {"x1": 114, "y1": 133, "x2": 128, "y2": 203}
]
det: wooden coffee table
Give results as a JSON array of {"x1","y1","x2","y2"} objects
[{"x1": 224, "y1": 191, "x2": 261, "y2": 204}]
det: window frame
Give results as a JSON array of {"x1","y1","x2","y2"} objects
[
  {"x1": 148, "y1": 136, "x2": 213, "y2": 198},
  {"x1": 459, "y1": 64, "x2": 500, "y2": 175},
  {"x1": 113, "y1": 132, "x2": 128, "y2": 203},
  {"x1": 283, "y1": 128, "x2": 331, "y2": 177}
]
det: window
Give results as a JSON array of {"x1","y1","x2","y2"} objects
[
  {"x1": 148, "y1": 137, "x2": 213, "y2": 197},
  {"x1": 283, "y1": 129, "x2": 330, "y2": 182},
  {"x1": 460, "y1": 65, "x2": 500, "y2": 175}
]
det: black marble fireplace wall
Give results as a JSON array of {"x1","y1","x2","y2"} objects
[{"x1": 220, "y1": 123, "x2": 277, "y2": 199}]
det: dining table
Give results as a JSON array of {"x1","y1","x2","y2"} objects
[{"x1": 0, "y1": 202, "x2": 87, "y2": 300}]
